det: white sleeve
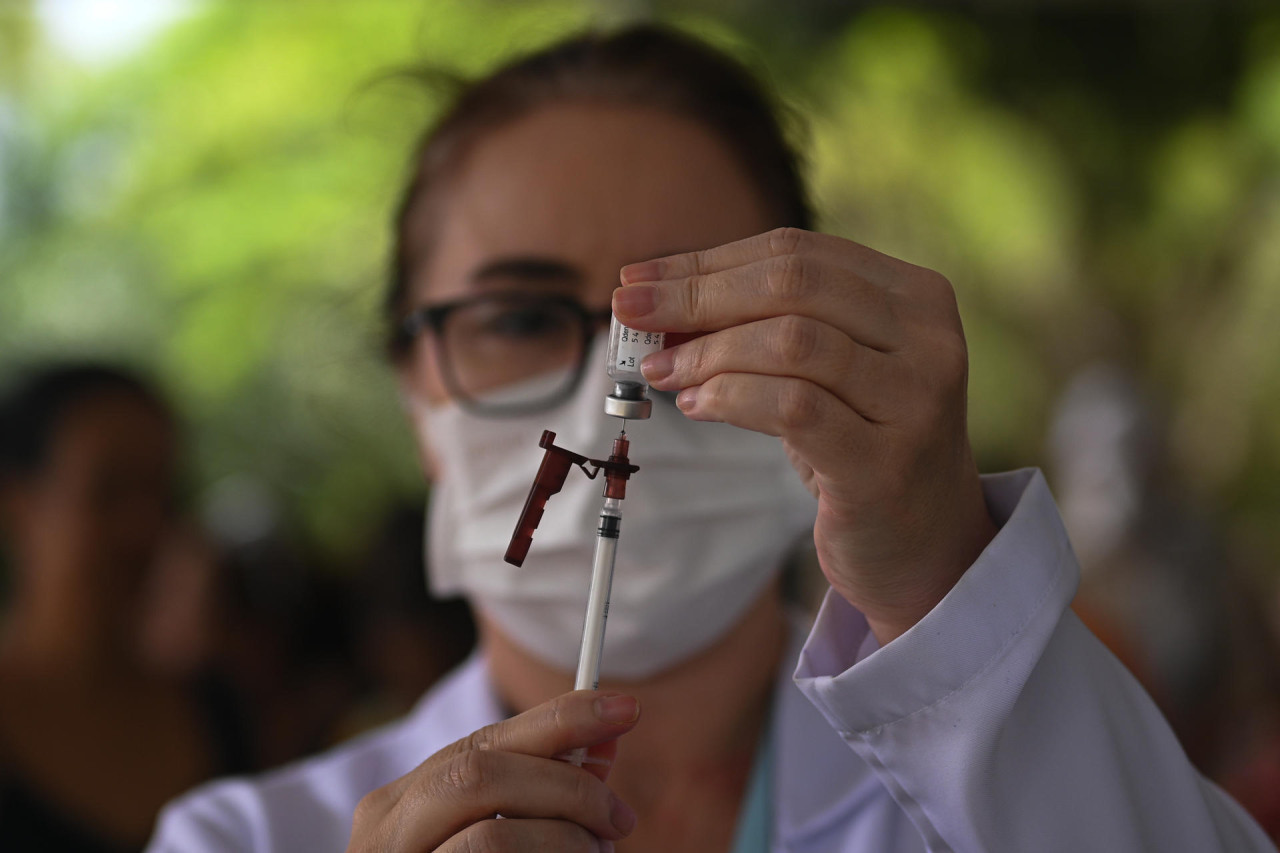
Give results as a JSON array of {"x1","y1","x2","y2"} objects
[
  {"x1": 145, "y1": 772, "x2": 355, "y2": 852},
  {"x1": 147, "y1": 779, "x2": 263, "y2": 852},
  {"x1": 793, "y1": 469, "x2": 1275, "y2": 853}
]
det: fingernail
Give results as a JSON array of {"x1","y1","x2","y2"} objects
[
  {"x1": 620, "y1": 259, "x2": 661, "y2": 283},
  {"x1": 676, "y1": 386, "x2": 698, "y2": 413},
  {"x1": 594, "y1": 693, "x2": 639, "y2": 724},
  {"x1": 640, "y1": 348, "x2": 673, "y2": 384},
  {"x1": 599, "y1": 841, "x2": 616, "y2": 853},
  {"x1": 612, "y1": 284, "x2": 657, "y2": 318},
  {"x1": 610, "y1": 795, "x2": 637, "y2": 835}
]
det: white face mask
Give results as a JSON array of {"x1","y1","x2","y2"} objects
[{"x1": 412, "y1": 337, "x2": 818, "y2": 679}]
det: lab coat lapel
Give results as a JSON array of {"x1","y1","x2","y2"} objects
[{"x1": 400, "y1": 652, "x2": 508, "y2": 761}]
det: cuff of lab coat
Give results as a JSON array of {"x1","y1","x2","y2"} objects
[{"x1": 793, "y1": 468, "x2": 1079, "y2": 735}]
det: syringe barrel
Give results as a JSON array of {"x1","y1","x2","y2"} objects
[{"x1": 574, "y1": 497, "x2": 623, "y2": 692}]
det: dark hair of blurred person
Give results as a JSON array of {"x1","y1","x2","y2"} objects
[
  {"x1": 213, "y1": 532, "x2": 360, "y2": 767},
  {"x1": 0, "y1": 364, "x2": 252, "y2": 852},
  {"x1": 335, "y1": 504, "x2": 476, "y2": 738}
]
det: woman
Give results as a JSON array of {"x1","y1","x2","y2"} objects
[
  {"x1": 0, "y1": 365, "x2": 252, "y2": 851},
  {"x1": 150, "y1": 25, "x2": 1272, "y2": 852}
]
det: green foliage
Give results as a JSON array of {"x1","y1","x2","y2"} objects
[{"x1": 0, "y1": 0, "x2": 595, "y2": 557}]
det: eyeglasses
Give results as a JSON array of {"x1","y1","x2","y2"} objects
[{"x1": 396, "y1": 292, "x2": 613, "y2": 417}]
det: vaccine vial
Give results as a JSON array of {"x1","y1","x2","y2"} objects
[{"x1": 604, "y1": 313, "x2": 664, "y2": 420}]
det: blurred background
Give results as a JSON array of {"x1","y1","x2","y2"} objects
[{"x1": 1, "y1": 0, "x2": 1279, "y2": 844}]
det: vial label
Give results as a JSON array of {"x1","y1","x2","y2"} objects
[{"x1": 615, "y1": 325, "x2": 664, "y2": 372}]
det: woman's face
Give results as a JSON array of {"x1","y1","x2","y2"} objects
[{"x1": 397, "y1": 103, "x2": 776, "y2": 431}]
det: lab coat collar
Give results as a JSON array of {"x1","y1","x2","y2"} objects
[{"x1": 401, "y1": 649, "x2": 506, "y2": 758}]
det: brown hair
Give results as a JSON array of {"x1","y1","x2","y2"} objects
[{"x1": 385, "y1": 23, "x2": 812, "y2": 356}]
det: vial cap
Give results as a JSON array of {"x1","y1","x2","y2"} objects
[{"x1": 604, "y1": 395, "x2": 652, "y2": 419}]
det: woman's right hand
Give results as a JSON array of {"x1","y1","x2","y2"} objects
[{"x1": 346, "y1": 691, "x2": 640, "y2": 852}]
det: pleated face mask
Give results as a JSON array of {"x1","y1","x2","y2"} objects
[{"x1": 410, "y1": 336, "x2": 818, "y2": 679}]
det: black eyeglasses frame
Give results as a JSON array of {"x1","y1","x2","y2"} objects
[{"x1": 396, "y1": 292, "x2": 613, "y2": 418}]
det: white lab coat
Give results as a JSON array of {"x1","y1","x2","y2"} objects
[{"x1": 147, "y1": 470, "x2": 1275, "y2": 852}]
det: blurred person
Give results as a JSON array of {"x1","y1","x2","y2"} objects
[
  {"x1": 336, "y1": 504, "x2": 476, "y2": 738},
  {"x1": 150, "y1": 26, "x2": 1274, "y2": 852},
  {"x1": 137, "y1": 520, "x2": 227, "y2": 681},
  {"x1": 212, "y1": 532, "x2": 360, "y2": 768},
  {"x1": 0, "y1": 364, "x2": 252, "y2": 852},
  {"x1": 1052, "y1": 363, "x2": 1280, "y2": 841},
  {"x1": 135, "y1": 508, "x2": 357, "y2": 773}
]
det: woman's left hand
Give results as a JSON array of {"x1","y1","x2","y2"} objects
[{"x1": 613, "y1": 227, "x2": 998, "y2": 644}]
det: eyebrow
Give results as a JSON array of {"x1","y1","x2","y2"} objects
[{"x1": 469, "y1": 257, "x2": 584, "y2": 287}]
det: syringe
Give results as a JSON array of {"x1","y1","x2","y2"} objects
[
  {"x1": 565, "y1": 313, "x2": 662, "y2": 765},
  {"x1": 577, "y1": 313, "x2": 662, "y2": 694},
  {"x1": 504, "y1": 428, "x2": 639, "y2": 767},
  {"x1": 564, "y1": 434, "x2": 628, "y2": 768},
  {"x1": 574, "y1": 433, "x2": 630, "y2": 693},
  {"x1": 504, "y1": 312, "x2": 664, "y2": 766}
]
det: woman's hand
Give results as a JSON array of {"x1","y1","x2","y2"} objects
[
  {"x1": 347, "y1": 691, "x2": 639, "y2": 852},
  {"x1": 614, "y1": 227, "x2": 998, "y2": 644}
]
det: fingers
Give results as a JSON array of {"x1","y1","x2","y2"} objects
[
  {"x1": 387, "y1": 749, "x2": 634, "y2": 850},
  {"x1": 613, "y1": 253, "x2": 897, "y2": 350},
  {"x1": 568, "y1": 737, "x2": 621, "y2": 784},
  {"x1": 639, "y1": 316, "x2": 902, "y2": 425},
  {"x1": 370, "y1": 691, "x2": 638, "y2": 819},
  {"x1": 615, "y1": 227, "x2": 961, "y2": 353},
  {"x1": 437, "y1": 691, "x2": 639, "y2": 768},
  {"x1": 620, "y1": 227, "x2": 899, "y2": 284},
  {"x1": 437, "y1": 818, "x2": 612, "y2": 853},
  {"x1": 347, "y1": 693, "x2": 640, "y2": 852},
  {"x1": 676, "y1": 372, "x2": 875, "y2": 471}
]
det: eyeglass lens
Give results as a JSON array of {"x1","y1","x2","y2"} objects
[{"x1": 438, "y1": 297, "x2": 586, "y2": 409}]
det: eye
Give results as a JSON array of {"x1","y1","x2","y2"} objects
[{"x1": 475, "y1": 304, "x2": 572, "y2": 340}]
